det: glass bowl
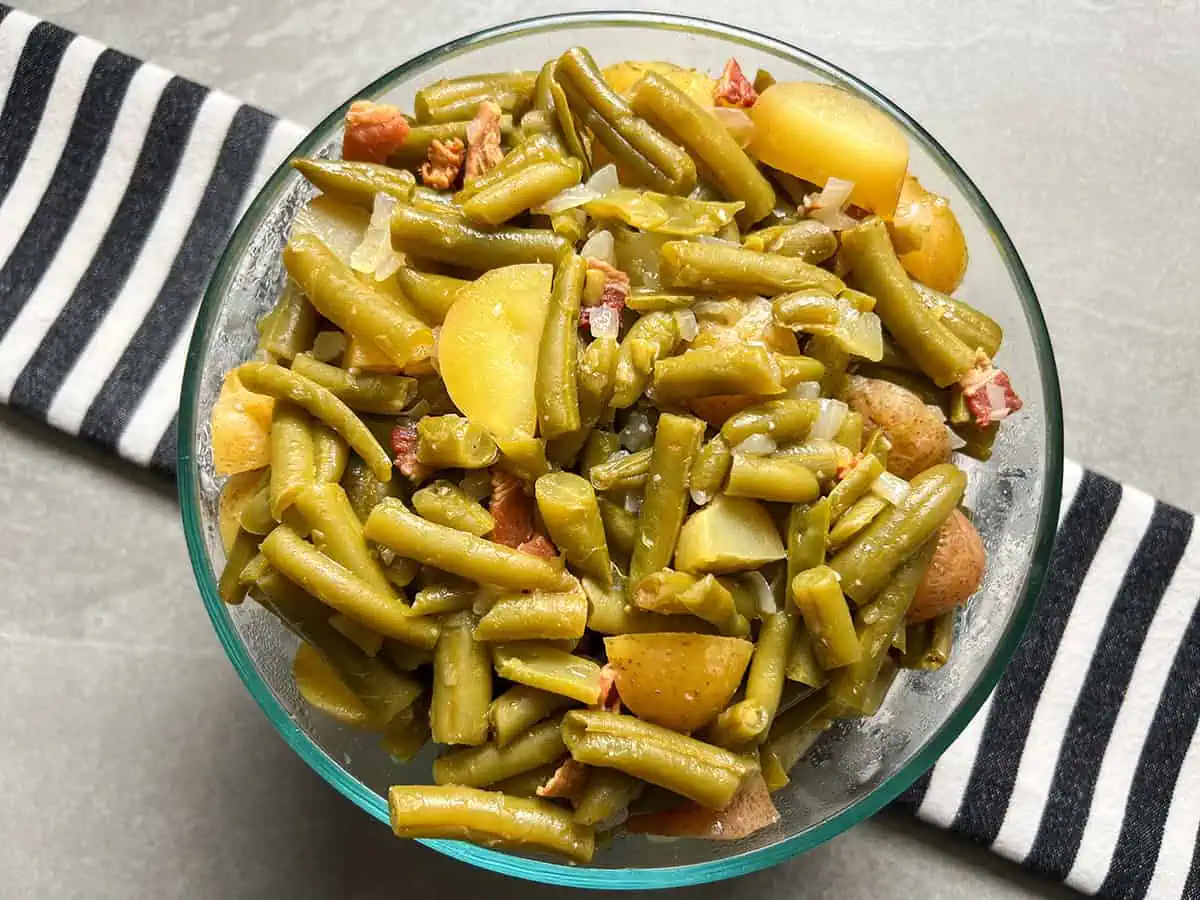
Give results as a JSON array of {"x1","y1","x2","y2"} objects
[{"x1": 178, "y1": 10, "x2": 1063, "y2": 890}]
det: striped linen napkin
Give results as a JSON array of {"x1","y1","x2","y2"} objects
[{"x1": 1, "y1": 6, "x2": 1197, "y2": 898}]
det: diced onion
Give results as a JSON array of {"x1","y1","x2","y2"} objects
[
  {"x1": 350, "y1": 192, "x2": 406, "y2": 280},
  {"x1": 787, "y1": 380, "x2": 821, "y2": 401},
  {"x1": 808, "y1": 176, "x2": 858, "y2": 230},
  {"x1": 619, "y1": 408, "x2": 656, "y2": 452},
  {"x1": 674, "y1": 309, "x2": 699, "y2": 342},
  {"x1": 947, "y1": 426, "x2": 967, "y2": 450},
  {"x1": 810, "y1": 398, "x2": 848, "y2": 440},
  {"x1": 709, "y1": 106, "x2": 756, "y2": 148},
  {"x1": 734, "y1": 433, "x2": 777, "y2": 456},
  {"x1": 624, "y1": 492, "x2": 644, "y2": 514},
  {"x1": 830, "y1": 302, "x2": 884, "y2": 362},
  {"x1": 534, "y1": 183, "x2": 602, "y2": 214},
  {"x1": 581, "y1": 229, "x2": 615, "y2": 265},
  {"x1": 870, "y1": 471, "x2": 911, "y2": 505},
  {"x1": 743, "y1": 571, "x2": 778, "y2": 615},
  {"x1": 736, "y1": 296, "x2": 774, "y2": 344},
  {"x1": 589, "y1": 305, "x2": 620, "y2": 339},
  {"x1": 689, "y1": 487, "x2": 712, "y2": 506},
  {"x1": 587, "y1": 163, "x2": 620, "y2": 195}
]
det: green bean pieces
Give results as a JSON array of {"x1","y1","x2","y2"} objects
[
  {"x1": 535, "y1": 472, "x2": 611, "y2": 584},
  {"x1": 791, "y1": 566, "x2": 862, "y2": 670},
  {"x1": 431, "y1": 611, "x2": 492, "y2": 746},
  {"x1": 536, "y1": 255, "x2": 585, "y2": 440},
  {"x1": 659, "y1": 240, "x2": 845, "y2": 296},
  {"x1": 390, "y1": 203, "x2": 570, "y2": 271},
  {"x1": 416, "y1": 414, "x2": 499, "y2": 469},
  {"x1": 291, "y1": 353, "x2": 416, "y2": 415},
  {"x1": 412, "y1": 480, "x2": 496, "y2": 537}
]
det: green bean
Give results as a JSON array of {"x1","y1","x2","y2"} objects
[
  {"x1": 838, "y1": 219, "x2": 975, "y2": 387},
  {"x1": 381, "y1": 555, "x2": 418, "y2": 591},
  {"x1": 475, "y1": 587, "x2": 590, "y2": 642},
  {"x1": 905, "y1": 610, "x2": 955, "y2": 671},
  {"x1": 293, "y1": 482, "x2": 396, "y2": 597},
  {"x1": 786, "y1": 498, "x2": 830, "y2": 583},
  {"x1": 388, "y1": 785, "x2": 595, "y2": 863},
  {"x1": 775, "y1": 355, "x2": 827, "y2": 387},
  {"x1": 238, "y1": 485, "x2": 276, "y2": 535},
  {"x1": 771, "y1": 289, "x2": 839, "y2": 329},
  {"x1": 556, "y1": 48, "x2": 695, "y2": 195},
  {"x1": 573, "y1": 768, "x2": 645, "y2": 826},
  {"x1": 430, "y1": 610, "x2": 492, "y2": 745},
  {"x1": 805, "y1": 333, "x2": 850, "y2": 397},
  {"x1": 536, "y1": 254, "x2": 585, "y2": 440},
  {"x1": 628, "y1": 413, "x2": 705, "y2": 590},
  {"x1": 414, "y1": 71, "x2": 537, "y2": 124},
  {"x1": 722, "y1": 575, "x2": 763, "y2": 622},
  {"x1": 726, "y1": 453, "x2": 821, "y2": 503},
  {"x1": 827, "y1": 494, "x2": 889, "y2": 551},
  {"x1": 268, "y1": 402, "x2": 315, "y2": 519},
  {"x1": 458, "y1": 132, "x2": 566, "y2": 202},
  {"x1": 659, "y1": 240, "x2": 844, "y2": 296},
  {"x1": 653, "y1": 345, "x2": 785, "y2": 402},
  {"x1": 434, "y1": 716, "x2": 566, "y2": 787},
  {"x1": 595, "y1": 498, "x2": 638, "y2": 569},
  {"x1": 743, "y1": 221, "x2": 838, "y2": 264},
  {"x1": 952, "y1": 420, "x2": 1000, "y2": 462},
  {"x1": 623, "y1": 293, "x2": 693, "y2": 313},
  {"x1": 487, "y1": 640, "x2": 595, "y2": 699},
  {"x1": 387, "y1": 118, "x2": 515, "y2": 169},
  {"x1": 291, "y1": 157, "x2": 416, "y2": 207},
  {"x1": 237, "y1": 551, "x2": 270, "y2": 588},
  {"x1": 776, "y1": 440, "x2": 854, "y2": 482},
  {"x1": 827, "y1": 453, "x2": 884, "y2": 521},
  {"x1": 900, "y1": 621, "x2": 930, "y2": 668},
  {"x1": 411, "y1": 582, "x2": 476, "y2": 616},
  {"x1": 535, "y1": 472, "x2": 611, "y2": 584},
  {"x1": 492, "y1": 762, "x2": 563, "y2": 798},
  {"x1": 857, "y1": 655, "x2": 900, "y2": 717},
  {"x1": 261, "y1": 525, "x2": 439, "y2": 648},
  {"x1": 721, "y1": 398, "x2": 819, "y2": 447},
  {"x1": 678, "y1": 574, "x2": 750, "y2": 636},
  {"x1": 381, "y1": 700, "x2": 431, "y2": 762},
  {"x1": 291, "y1": 353, "x2": 417, "y2": 415},
  {"x1": 329, "y1": 613, "x2": 384, "y2": 657},
  {"x1": 218, "y1": 529, "x2": 260, "y2": 605},
  {"x1": 862, "y1": 427, "x2": 893, "y2": 469},
  {"x1": 393, "y1": 268, "x2": 468, "y2": 325},
  {"x1": 629, "y1": 73, "x2": 774, "y2": 225},
  {"x1": 785, "y1": 628, "x2": 826, "y2": 688},
  {"x1": 589, "y1": 447, "x2": 652, "y2": 492},
  {"x1": 834, "y1": 410, "x2": 865, "y2": 453},
  {"x1": 829, "y1": 463, "x2": 966, "y2": 604},
  {"x1": 761, "y1": 700, "x2": 829, "y2": 787},
  {"x1": 341, "y1": 455, "x2": 399, "y2": 524},
  {"x1": 689, "y1": 436, "x2": 732, "y2": 503},
  {"x1": 257, "y1": 282, "x2": 318, "y2": 360},
  {"x1": 365, "y1": 499, "x2": 570, "y2": 591},
  {"x1": 390, "y1": 203, "x2": 569, "y2": 271},
  {"x1": 416, "y1": 414, "x2": 499, "y2": 469},
  {"x1": 412, "y1": 480, "x2": 495, "y2": 537},
  {"x1": 744, "y1": 610, "x2": 799, "y2": 727},
  {"x1": 708, "y1": 700, "x2": 771, "y2": 749},
  {"x1": 791, "y1": 566, "x2": 862, "y2": 670},
  {"x1": 463, "y1": 159, "x2": 582, "y2": 227},
  {"x1": 561, "y1": 710, "x2": 755, "y2": 809},
  {"x1": 611, "y1": 312, "x2": 679, "y2": 409},
  {"x1": 631, "y1": 568, "x2": 697, "y2": 613},
  {"x1": 311, "y1": 424, "x2": 349, "y2": 484},
  {"x1": 913, "y1": 281, "x2": 1003, "y2": 358},
  {"x1": 547, "y1": 335, "x2": 619, "y2": 466},
  {"x1": 384, "y1": 639, "x2": 433, "y2": 672},
  {"x1": 489, "y1": 685, "x2": 576, "y2": 748},
  {"x1": 827, "y1": 540, "x2": 934, "y2": 713},
  {"x1": 283, "y1": 233, "x2": 434, "y2": 371},
  {"x1": 254, "y1": 570, "x2": 424, "y2": 724},
  {"x1": 497, "y1": 437, "x2": 552, "y2": 482}
]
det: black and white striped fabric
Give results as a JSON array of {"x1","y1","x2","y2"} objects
[{"x1": 1, "y1": 6, "x2": 1197, "y2": 898}]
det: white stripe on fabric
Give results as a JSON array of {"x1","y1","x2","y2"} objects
[
  {"x1": 45, "y1": 90, "x2": 240, "y2": 435},
  {"x1": 0, "y1": 35, "x2": 103, "y2": 270},
  {"x1": 1141, "y1": 719, "x2": 1200, "y2": 900},
  {"x1": 1059, "y1": 459, "x2": 1084, "y2": 529},
  {"x1": 0, "y1": 10, "x2": 38, "y2": 104},
  {"x1": 917, "y1": 692, "x2": 997, "y2": 828},
  {"x1": 990, "y1": 486, "x2": 1154, "y2": 863},
  {"x1": 117, "y1": 305, "x2": 197, "y2": 464},
  {"x1": 236, "y1": 117, "x2": 305, "y2": 220},
  {"x1": 0, "y1": 63, "x2": 172, "y2": 401},
  {"x1": 1066, "y1": 525, "x2": 1200, "y2": 894}
]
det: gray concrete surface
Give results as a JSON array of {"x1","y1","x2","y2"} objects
[{"x1": 3, "y1": 0, "x2": 1197, "y2": 897}]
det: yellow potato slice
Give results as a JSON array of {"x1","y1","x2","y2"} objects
[
  {"x1": 604, "y1": 633, "x2": 754, "y2": 733},
  {"x1": 437, "y1": 263, "x2": 553, "y2": 446},
  {"x1": 211, "y1": 370, "x2": 274, "y2": 476},
  {"x1": 675, "y1": 494, "x2": 786, "y2": 573},
  {"x1": 890, "y1": 175, "x2": 968, "y2": 292},
  {"x1": 749, "y1": 82, "x2": 909, "y2": 217},
  {"x1": 603, "y1": 60, "x2": 716, "y2": 108}
]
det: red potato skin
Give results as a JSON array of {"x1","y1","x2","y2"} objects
[
  {"x1": 908, "y1": 509, "x2": 985, "y2": 623},
  {"x1": 626, "y1": 773, "x2": 779, "y2": 840}
]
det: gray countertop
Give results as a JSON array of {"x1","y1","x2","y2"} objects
[{"x1": 3, "y1": 1, "x2": 1197, "y2": 897}]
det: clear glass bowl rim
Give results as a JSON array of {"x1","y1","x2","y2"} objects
[{"x1": 177, "y1": 9, "x2": 1064, "y2": 890}]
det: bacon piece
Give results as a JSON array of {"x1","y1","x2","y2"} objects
[
  {"x1": 958, "y1": 352, "x2": 1024, "y2": 428},
  {"x1": 517, "y1": 533, "x2": 558, "y2": 559},
  {"x1": 536, "y1": 759, "x2": 589, "y2": 800},
  {"x1": 489, "y1": 469, "x2": 535, "y2": 547},
  {"x1": 713, "y1": 58, "x2": 758, "y2": 109},
  {"x1": 342, "y1": 100, "x2": 411, "y2": 164},
  {"x1": 579, "y1": 258, "x2": 630, "y2": 327},
  {"x1": 597, "y1": 664, "x2": 621, "y2": 713},
  {"x1": 625, "y1": 773, "x2": 779, "y2": 840},
  {"x1": 390, "y1": 423, "x2": 432, "y2": 480},
  {"x1": 465, "y1": 100, "x2": 505, "y2": 180},
  {"x1": 419, "y1": 138, "x2": 466, "y2": 190}
]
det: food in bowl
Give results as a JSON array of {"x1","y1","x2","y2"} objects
[{"x1": 211, "y1": 47, "x2": 1022, "y2": 863}]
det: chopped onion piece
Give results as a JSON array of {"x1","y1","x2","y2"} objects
[
  {"x1": 350, "y1": 192, "x2": 405, "y2": 280},
  {"x1": 674, "y1": 309, "x2": 699, "y2": 342},
  {"x1": 787, "y1": 380, "x2": 821, "y2": 401},
  {"x1": 870, "y1": 471, "x2": 911, "y2": 505},
  {"x1": 581, "y1": 228, "x2": 616, "y2": 265},
  {"x1": 533, "y1": 183, "x2": 602, "y2": 214},
  {"x1": 709, "y1": 106, "x2": 756, "y2": 148},
  {"x1": 734, "y1": 433, "x2": 777, "y2": 456},
  {"x1": 947, "y1": 426, "x2": 968, "y2": 450},
  {"x1": 743, "y1": 571, "x2": 777, "y2": 615},
  {"x1": 735, "y1": 296, "x2": 774, "y2": 344},
  {"x1": 690, "y1": 488, "x2": 712, "y2": 507},
  {"x1": 624, "y1": 491, "x2": 645, "y2": 514},
  {"x1": 810, "y1": 398, "x2": 848, "y2": 440},
  {"x1": 926, "y1": 403, "x2": 947, "y2": 423},
  {"x1": 587, "y1": 163, "x2": 620, "y2": 194},
  {"x1": 830, "y1": 302, "x2": 884, "y2": 361},
  {"x1": 619, "y1": 408, "x2": 656, "y2": 452},
  {"x1": 807, "y1": 177, "x2": 858, "y2": 230},
  {"x1": 589, "y1": 305, "x2": 621, "y2": 339}
]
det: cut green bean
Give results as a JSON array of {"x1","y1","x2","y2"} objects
[
  {"x1": 834, "y1": 409, "x2": 865, "y2": 453},
  {"x1": 411, "y1": 582, "x2": 477, "y2": 616},
  {"x1": 268, "y1": 402, "x2": 315, "y2": 519},
  {"x1": 489, "y1": 685, "x2": 576, "y2": 748},
  {"x1": 726, "y1": 453, "x2": 821, "y2": 503},
  {"x1": 776, "y1": 440, "x2": 854, "y2": 482},
  {"x1": 329, "y1": 613, "x2": 384, "y2": 657},
  {"x1": 536, "y1": 254, "x2": 585, "y2": 440},
  {"x1": 659, "y1": 240, "x2": 845, "y2": 296},
  {"x1": 414, "y1": 71, "x2": 537, "y2": 124},
  {"x1": 535, "y1": 472, "x2": 611, "y2": 584},
  {"x1": 573, "y1": 768, "x2": 645, "y2": 826},
  {"x1": 589, "y1": 447, "x2": 653, "y2": 493},
  {"x1": 652, "y1": 345, "x2": 785, "y2": 402},
  {"x1": 390, "y1": 203, "x2": 569, "y2": 271},
  {"x1": 219, "y1": 529, "x2": 260, "y2": 605},
  {"x1": 387, "y1": 117, "x2": 515, "y2": 169},
  {"x1": 708, "y1": 700, "x2": 771, "y2": 749},
  {"x1": 595, "y1": 497, "x2": 638, "y2": 566},
  {"x1": 291, "y1": 157, "x2": 417, "y2": 207},
  {"x1": 475, "y1": 587, "x2": 589, "y2": 642},
  {"x1": 393, "y1": 268, "x2": 468, "y2": 325},
  {"x1": 311, "y1": 423, "x2": 349, "y2": 484},
  {"x1": 257, "y1": 282, "x2": 318, "y2": 360},
  {"x1": 721, "y1": 398, "x2": 819, "y2": 447},
  {"x1": 547, "y1": 335, "x2": 619, "y2": 466},
  {"x1": 412, "y1": 480, "x2": 495, "y2": 537},
  {"x1": 416, "y1": 414, "x2": 499, "y2": 469},
  {"x1": 677, "y1": 574, "x2": 750, "y2": 636},
  {"x1": 827, "y1": 494, "x2": 889, "y2": 551},
  {"x1": 611, "y1": 312, "x2": 679, "y2": 409},
  {"x1": 434, "y1": 715, "x2": 566, "y2": 787},
  {"x1": 463, "y1": 159, "x2": 582, "y2": 226},
  {"x1": 744, "y1": 221, "x2": 838, "y2": 264},
  {"x1": 913, "y1": 280, "x2": 1003, "y2": 358},
  {"x1": 744, "y1": 610, "x2": 799, "y2": 727},
  {"x1": 689, "y1": 436, "x2": 732, "y2": 503},
  {"x1": 291, "y1": 353, "x2": 417, "y2": 415},
  {"x1": 791, "y1": 566, "x2": 862, "y2": 670},
  {"x1": 341, "y1": 454, "x2": 399, "y2": 524},
  {"x1": 458, "y1": 132, "x2": 566, "y2": 201},
  {"x1": 292, "y1": 482, "x2": 396, "y2": 597},
  {"x1": 492, "y1": 642, "x2": 602, "y2": 705},
  {"x1": 431, "y1": 610, "x2": 492, "y2": 746},
  {"x1": 827, "y1": 453, "x2": 884, "y2": 521},
  {"x1": 583, "y1": 577, "x2": 708, "y2": 636}
]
